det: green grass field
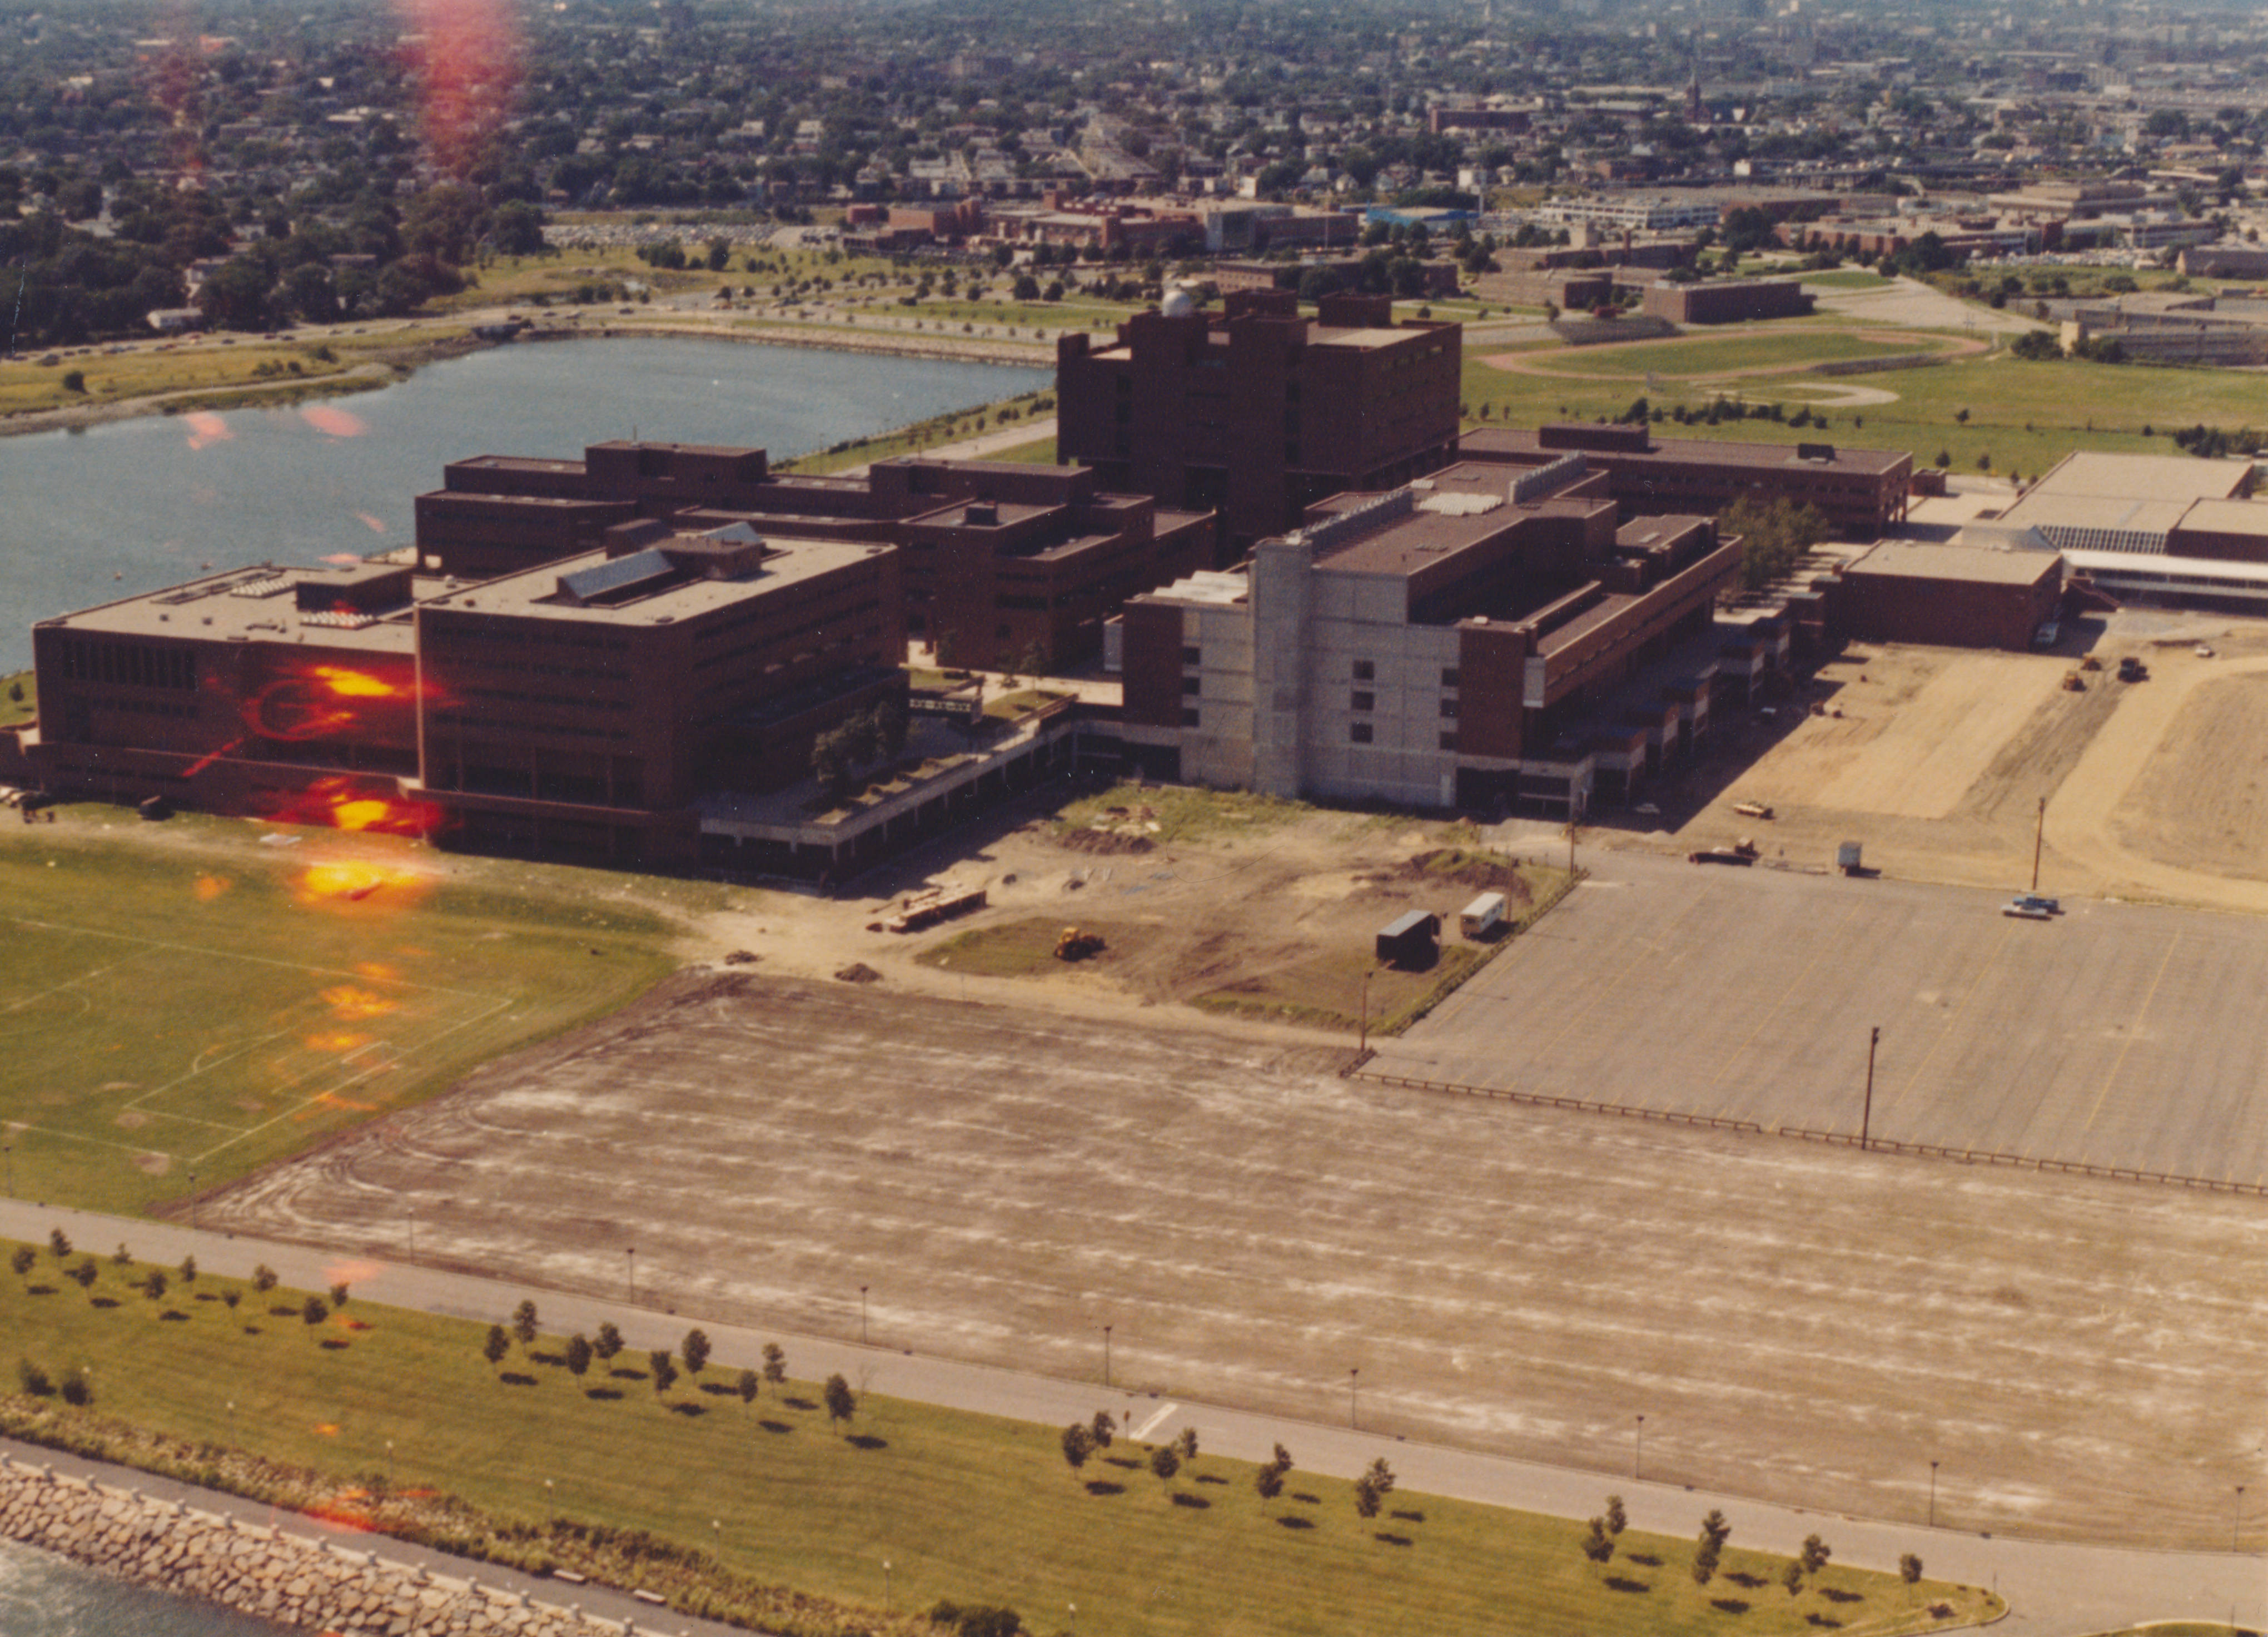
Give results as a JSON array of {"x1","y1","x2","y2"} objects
[
  {"x1": 0, "y1": 823, "x2": 680, "y2": 1214},
  {"x1": 0, "y1": 1245, "x2": 1998, "y2": 1637},
  {"x1": 1460, "y1": 332, "x2": 2264, "y2": 484}
]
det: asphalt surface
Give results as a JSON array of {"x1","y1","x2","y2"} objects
[
  {"x1": 1375, "y1": 856, "x2": 2268, "y2": 1185},
  {"x1": 0, "y1": 1196, "x2": 2260, "y2": 1636}
]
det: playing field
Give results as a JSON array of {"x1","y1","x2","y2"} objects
[{"x1": 0, "y1": 820, "x2": 680, "y2": 1214}]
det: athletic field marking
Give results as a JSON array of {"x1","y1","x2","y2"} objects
[
  {"x1": 4, "y1": 916, "x2": 501, "y2": 1000},
  {"x1": 2082, "y1": 932, "x2": 2181, "y2": 1139},
  {"x1": 0, "y1": 948, "x2": 149, "y2": 1016}
]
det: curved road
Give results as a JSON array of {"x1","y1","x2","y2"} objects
[{"x1": 0, "y1": 1198, "x2": 2256, "y2": 1636}]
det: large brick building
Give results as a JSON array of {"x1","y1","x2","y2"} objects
[
  {"x1": 1115, "y1": 457, "x2": 1745, "y2": 811},
  {"x1": 22, "y1": 519, "x2": 904, "y2": 867},
  {"x1": 1460, "y1": 423, "x2": 1913, "y2": 540},
  {"x1": 417, "y1": 442, "x2": 1211, "y2": 671},
  {"x1": 1056, "y1": 290, "x2": 1462, "y2": 552}
]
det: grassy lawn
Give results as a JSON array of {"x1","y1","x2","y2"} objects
[
  {"x1": 778, "y1": 392, "x2": 1054, "y2": 474},
  {"x1": 1192, "y1": 940, "x2": 1483, "y2": 1032},
  {"x1": 0, "y1": 331, "x2": 424, "y2": 419},
  {"x1": 1054, "y1": 782, "x2": 1307, "y2": 845},
  {"x1": 1460, "y1": 335, "x2": 2264, "y2": 484},
  {"x1": 1523, "y1": 328, "x2": 1936, "y2": 381},
  {"x1": 0, "y1": 1246, "x2": 2000, "y2": 1637},
  {"x1": 1799, "y1": 270, "x2": 1898, "y2": 291},
  {"x1": 0, "y1": 823, "x2": 681, "y2": 1215},
  {"x1": 984, "y1": 434, "x2": 1060, "y2": 464},
  {"x1": 0, "y1": 669, "x2": 33, "y2": 729}
]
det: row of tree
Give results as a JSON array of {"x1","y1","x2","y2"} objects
[{"x1": 1584, "y1": 1499, "x2": 1926, "y2": 1600}]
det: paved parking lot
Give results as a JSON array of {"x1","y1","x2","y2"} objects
[{"x1": 1376, "y1": 854, "x2": 2268, "y2": 1187}]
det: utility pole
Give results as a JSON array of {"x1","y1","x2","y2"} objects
[
  {"x1": 1860, "y1": 1026, "x2": 1880, "y2": 1150},
  {"x1": 2031, "y1": 794, "x2": 2046, "y2": 893}
]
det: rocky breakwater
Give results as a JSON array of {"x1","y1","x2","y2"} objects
[{"x1": 0, "y1": 1454, "x2": 649, "y2": 1637}]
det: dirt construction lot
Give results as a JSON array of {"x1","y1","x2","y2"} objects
[{"x1": 202, "y1": 964, "x2": 2268, "y2": 1554}]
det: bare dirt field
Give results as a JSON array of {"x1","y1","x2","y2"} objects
[
  {"x1": 200, "y1": 965, "x2": 2268, "y2": 1554},
  {"x1": 1656, "y1": 612, "x2": 2268, "y2": 911}
]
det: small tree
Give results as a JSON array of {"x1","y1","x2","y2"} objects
[
  {"x1": 302, "y1": 1296, "x2": 329, "y2": 1340},
  {"x1": 762, "y1": 1342, "x2": 787, "y2": 1395},
  {"x1": 69, "y1": 1260, "x2": 97, "y2": 1301},
  {"x1": 1089, "y1": 1410, "x2": 1115, "y2": 1450},
  {"x1": 10, "y1": 1247, "x2": 33, "y2": 1286},
  {"x1": 1901, "y1": 1552, "x2": 1923, "y2": 1584},
  {"x1": 737, "y1": 1367, "x2": 759, "y2": 1410},
  {"x1": 823, "y1": 1371, "x2": 857, "y2": 1433},
  {"x1": 483, "y1": 1325, "x2": 510, "y2": 1375},
  {"x1": 178, "y1": 1254, "x2": 197, "y2": 1284},
  {"x1": 650, "y1": 1350, "x2": 679, "y2": 1399},
  {"x1": 1605, "y1": 1494, "x2": 1627, "y2": 1537},
  {"x1": 112, "y1": 1242, "x2": 133, "y2": 1268},
  {"x1": 1148, "y1": 1444, "x2": 1180, "y2": 1486},
  {"x1": 1800, "y1": 1534, "x2": 1832, "y2": 1575},
  {"x1": 329, "y1": 1282, "x2": 350, "y2": 1309},
  {"x1": 252, "y1": 1264, "x2": 278, "y2": 1294},
  {"x1": 1700, "y1": 1509, "x2": 1732, "y2": 1551},
  {"x1": 1692, "y1": 1540, "x2": 1720, "y2": 1586},
  {"x1": 59, "y1": 1365, "x2": 93, "y2": 1407},
  {"x1": 143, "y1": 1269, "x2": 167, "y2": 1304},
  {"x1": 595, "y1": 1321, "x2": 624, "y2": 1365},
  {"x1": 1256, "y1": 1462, "x2": 1285, "y2": 1512},
  {"x1": 1173, "y1": 1426, "x2": 1198, "y2": 1467},
  {"x1": 1581, "y1": 1518, "x2": 1615, "y2": 1564},
  {"x1": 566, "y1": 1332, "x2": 594, "y2": 1383},
  {"x1": 682, "y1": 1328, "x2": 711, "y2": 1380},
  {"x1": 1356, "y1": 1457, "x2": 1396, "y2": 1521},
  {"x1": 1061, "y1": 1421, "x2": 1095, "y2": 1479},
  {"x1": 47, "y1": 1229, "x2": 70, "y2": 1261},
  {"x1": 1781, "y1": 1559, "x2": 1806, "y2": 1598},
  {"x1": 511, "y1": 1299, "x2": 540, "y2": 1352}
]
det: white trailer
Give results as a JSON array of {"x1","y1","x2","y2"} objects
[{"x1": 1459, "y1": 891, "x2": 1508, "y2": 940}]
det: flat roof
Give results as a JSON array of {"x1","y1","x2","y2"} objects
[
  {"x1": 39, "y1": 564, "x2": 423, "y2": 653},
  {"x1": 1844, "y1": 539, "x2": 2062, "y2": 586},
  {"x1": 2012, "y1": 452, "x2": 2251, "y2": 508},
  {"x1": 421, "y1": 534, "x2": 891, "y2": 626},
  {"x1": 1461, "y1": 426, "x2": 1909, "y2": 477},
  {"x1": 1310, "y1": 504, "x2": 1523, "y2": 576},
  {"x1": 2174, "y1": 498, "x2": 2268, "y2": 538}
]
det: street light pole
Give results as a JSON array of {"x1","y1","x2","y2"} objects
[
  {"x1": 1349, "y1": 1367, "x2": 1359, "y2": 1431},
  {"x1": 1860, "y1": 1026, "x2": 1880, "y2": 1151},
  {"x1": 860, "y1": 1284, "x2": 869, "y2": 1346},
  {"x1": 1359, "y1": 967, "x2": 1375, "y2": 1054},
  {"x1": 187, "y1": 1172, "x2": 196, "y2": 1234},
  {"x1": 2236, "y1": 1485, "x2": 2247, "y2": 1552},
  {"x1": 884, "y1": 1561, "x2": 892, "y2": 1613},
  {"x1": 1102, "y1": 1325, "x2": 1112, "y2": 1388},
  {"x1": 625, "y1": 1247, "x2": 635, "y2": 1304},
  {"x1": 2031, "y1": 795, "x2": 2046, "y2": 894},
  {"x1": 1634, "y1": 1414, "x2": 1645, "y2": 1481},
  {"x1": 1929, "y1": 1460, "x2": 1939, "y2": 1529}
]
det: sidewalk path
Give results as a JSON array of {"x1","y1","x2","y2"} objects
[{"x1": 1, "y1": 1199, "x2": 2259, "y2": 1633}]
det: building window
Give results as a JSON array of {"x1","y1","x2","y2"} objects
[
  {"x1": 1182, "y1": 707, "x2": 1201, "y2": 727},
  {"x1": 1181, "y1": 645, "x2": 1201, "y2": 666},
  {"x1": 1440, "y1": 698, "x2": 1459, "y2": 719},
  {"x1": 1181, "y1": 675, "x2": 1201, "y2": 695},
  {"x1": 1352, "y1": 659, "x2": 1375, "y2": 681},
  {"x1": 1350, "y1": 722, "x2": 1373, "y2": 744},
  {"x1": 1439, "y1": 732, "x2": 1459, "y2": 751},
  {"x1": 1351, "y1": 691, "x2": 1374, "y2": 712},
  {"x1": 1441, "y1": 667, "x2": 1460, "y2": 688}
]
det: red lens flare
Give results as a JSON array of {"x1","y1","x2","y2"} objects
[
  {"x1": 299, "y1": 405, "x2": 369, "y2": 439},
  {"x1": 182, "y1": 411, "x2": 232, "y2": 452},
  {"x1": 395, "y1": 0, "x2": 523, "y2": 175}
]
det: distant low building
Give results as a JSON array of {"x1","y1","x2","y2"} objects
[{"x1": 1639, "y1": 277, "x2": 1813, "y2": 325}]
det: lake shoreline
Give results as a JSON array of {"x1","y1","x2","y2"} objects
[{"x1": 0, "y1": 318, "x2": 1053, "y2": 442}]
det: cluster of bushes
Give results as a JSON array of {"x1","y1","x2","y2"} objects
[{"x1": 2171, "y1": 422, "x2": 2266, "y2": 458}]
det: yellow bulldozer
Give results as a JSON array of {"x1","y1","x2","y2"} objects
[{"x1": 1055, "y1": 926, "x2": 1106, "y2": 961}]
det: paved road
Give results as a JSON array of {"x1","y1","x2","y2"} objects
[{"x1": 0, "y1": 1198, "x2": 2258, "y2": 1635}]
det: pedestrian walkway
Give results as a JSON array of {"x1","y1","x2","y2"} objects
[{"x1": 0, "y1": 1197, "x2": 2255, "y2": 1636}]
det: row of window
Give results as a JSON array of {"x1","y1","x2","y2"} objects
[
  {"x1": 54, "y1": 638, "x2": 196, "y2": 692},
  {"x1": 1346, "y1": 722, "x2": 1462, "y2": 752},
  {"x1": 1350, "y1": 660, "x2": 1459, "y2": 688}
]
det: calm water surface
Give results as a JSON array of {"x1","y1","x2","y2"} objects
[
  {"x1": 0, "y1": 1536, "x2": 282, "y2": 1636},
  {"x1": 0, "y1": 336, "x2": 1046, "y2": 672}
]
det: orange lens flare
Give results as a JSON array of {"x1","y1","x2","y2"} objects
[
  {"x1": 293, "y1": 860, "x2": 432, "y2": 909},
  {"x1": 258, "y1": 778, "x2": 443, "y2": 841},
  {"x1": 309, "y1": 667, "x2": 401, "y2": 700},
  {"x1": 303, "y1": 1031, "x2": 374, "y2": 1054},
  {"x1": 299, "y1": 405, "x2": 369, "y2": 439},
  {"x1": 182, "y1": 411, "x2": 232, "y2": 452},
  {"x1": 193, "y1": 874, "x2": 230, "y2": 902}
]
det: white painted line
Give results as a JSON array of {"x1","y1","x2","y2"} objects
[{"x1": 1131, "y1": 1402, "x2": 1178, "y2": 1442}]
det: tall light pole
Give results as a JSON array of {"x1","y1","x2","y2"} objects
[
  {"x1": 625, "y1": 1247, "x2": 635, "y2": 1304},
  {"x1": 1102, "y1": 1325, "x2": 1112, "y2": 1388},
  {"x1": 883, "y1": 1561, "x2": 892, "y2": 1613},
  {"x1": 860, "y1": 1284, "x2": 869, "y2": 1346},
  {"x1": 1349, "y1": 1367, "x2": 1359, "y2": 1431},
  {"x1": 1929, "y1": 1460, "x2": 1939, "y2": 1529},
  {"x1": 2236, "y1": 1485, "x2": 2247, "y2": 1552},
  {"x1": 187, "y1": 1172, "x2": 196, "y2": 1234},
  {"x1": 2031, "y1": 795, "x2": 2046, "y2": 894},
  {"x1": 1860, "y1": 1026, "x2": 1880, "y2": 1151},
  {"x1": 1358, "y1": 967, "x2": 1376, "y2": 1054},
  {"x1": 1634, "y1": 1414, "x2": 1645, "y2": 1480}
]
